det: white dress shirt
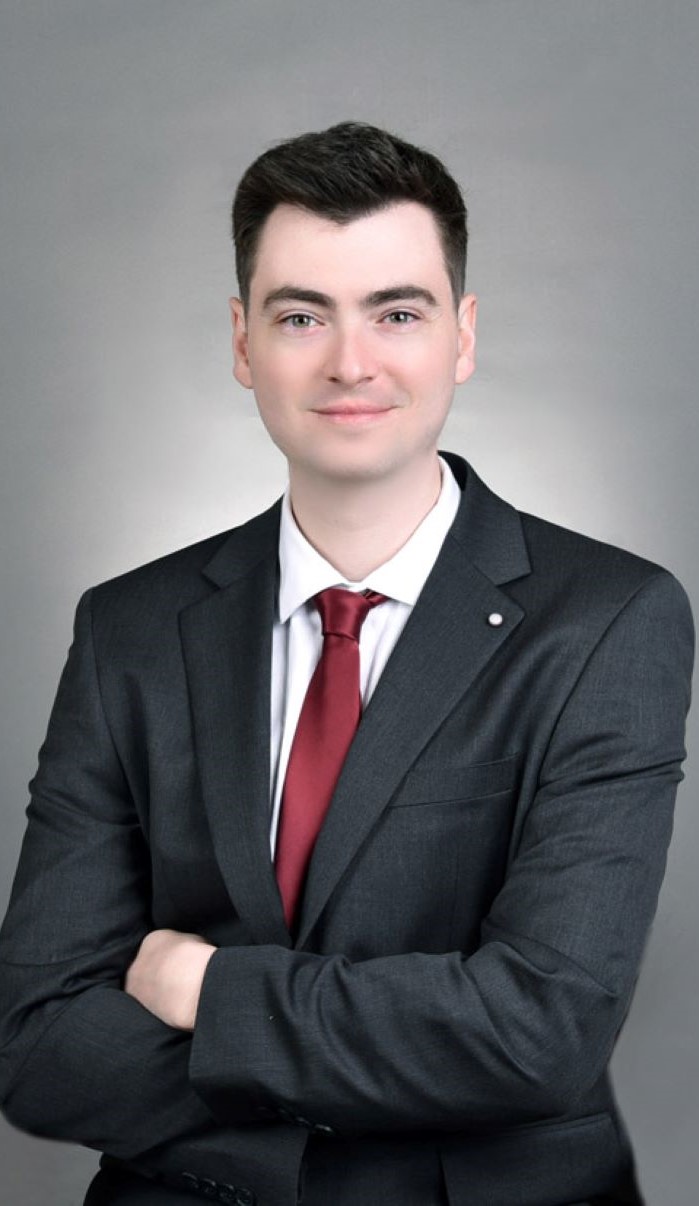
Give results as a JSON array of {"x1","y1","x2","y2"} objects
[{"x1": 269, "y1": 455, "x2": 462, "y2": 853}]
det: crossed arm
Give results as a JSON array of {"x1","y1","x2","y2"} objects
[{"x1": 130, "y1": 568, "x2": 694, "y2": 1135}]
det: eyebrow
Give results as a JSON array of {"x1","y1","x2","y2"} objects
[{"x1": 260, "y1": 284, "x2": 439, "y2": 312}]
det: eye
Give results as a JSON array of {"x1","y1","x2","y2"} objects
[
  {"x1": 279, "y1": 312, "x2": 319, "y2": 329},
  {"x1": 382, "y1": 310, "x2": 419, "y2": 325}
]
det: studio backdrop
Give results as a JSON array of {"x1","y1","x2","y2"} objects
[{"x1": 1, "y1": 2, "x2": 697, "y2": 1202}]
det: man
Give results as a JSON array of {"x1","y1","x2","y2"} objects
[{"x1": 0, "y1": 122, "x2": 693, "y2": 1206}]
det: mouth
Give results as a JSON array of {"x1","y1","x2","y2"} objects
[{"x1": 312, "y1": 403, "x2": 397, "y2": 423}]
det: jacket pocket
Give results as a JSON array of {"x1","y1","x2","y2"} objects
[
  {"x1": 391, "y1": 752, "x2": 520, "y2": 808},
  {"x1": 440, "y1": 1111, "x2": 630, "y2": 1206}
]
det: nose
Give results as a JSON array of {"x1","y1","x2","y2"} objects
[{"x1": 324, "y1": 323, "x2": 378, "y2": 387}]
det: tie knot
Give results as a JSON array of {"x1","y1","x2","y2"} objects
[{"x1": 315, "y1": 587, "x2": 387, "y2": 642}]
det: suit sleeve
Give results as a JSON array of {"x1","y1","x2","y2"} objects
[
  {"x1": 189, "y1": 570, "x2": 694, "y2": 1133},
  {"x1": 0, "y1": 590, "x2": 310, "y2": 1206},
  {"x1": 0, "y1": 590, "x2": 219, "y2": 1157}
]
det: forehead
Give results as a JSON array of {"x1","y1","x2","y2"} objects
[{"x1": 249, "y1": 201, "x2": 450, "y2": 300}]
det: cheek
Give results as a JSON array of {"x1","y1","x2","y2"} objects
[
  {"x1": 403, "y1": 361, "x2": 457, "y2": 414},
  {"x1": 390, "y1": 338, "x2": 456, "y2": 385},
  {"x1": 249, "y1": 365, "x2": 308, "y2": 446},
  {"x1": 249, "y1": 342, "x2": 313, "y2": 397},
  {"x1": 246, "y1": 357, "x2": 287, "y2": 412},
  {"x1": 254, "y1": 391, "x2": 290, "y2": 441}
]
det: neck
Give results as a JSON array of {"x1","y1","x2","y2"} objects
[{"x1": 288, "y1": 455, "x2": 443, "y2": 581}]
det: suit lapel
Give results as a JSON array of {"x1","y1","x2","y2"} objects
[
  {"x1": 296, "y1": 455, "x2": 531, "y2": 947},
  {"x1": 179, "y1": 456, "x2": 531, "y2": 950},
  {"x1": 180, "y1": 501, "x2": 290, "y2": 948}
]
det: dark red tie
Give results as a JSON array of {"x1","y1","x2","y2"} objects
[{"x1": 275, "y1": 587, "x2": 388, "y2": 928}]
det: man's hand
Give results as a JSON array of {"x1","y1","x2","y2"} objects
[{"x1": 124, "y1": 928, "x2": 217, "y2": 1030}]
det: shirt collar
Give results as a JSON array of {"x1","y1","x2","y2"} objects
[{"x1": 278, "y1": 455, "x2": 462, "y2": 623}]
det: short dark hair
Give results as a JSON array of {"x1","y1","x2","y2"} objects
[{"x1": 232, "y1": 121, "x2": 467, "y2": 310}]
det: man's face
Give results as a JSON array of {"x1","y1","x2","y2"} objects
[{"x1": 230, "y1": 201, "x2": 476, "y2": 487}]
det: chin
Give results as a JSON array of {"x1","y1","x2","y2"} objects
[{"x1": 306, "y1": 451, "x2": 410, "y2": 485}]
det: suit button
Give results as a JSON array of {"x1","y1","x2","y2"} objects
[
  {"x1": 200, "y1": 1178, "x2": 219, "y2": 1198},
  {"x1": 487, "y1": 612, "x2": 504, "y2": 627},
  {"x1": 236, "y1": 1190, "x2": 256, "y2": 1206},
  {"x1": 217, "y1": 1187, "x2": 238, "y2": 1205},
  {"x1": 182, "y1": 1172, "x2": 201, "y2": 1191},
  {"x1": 312, "y1": 1123, "x2": 337, "y2": 1137}
]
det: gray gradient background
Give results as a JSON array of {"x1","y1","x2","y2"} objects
[{"x1": 1, "y1": 2, "x2": 697, "y2": 1203}]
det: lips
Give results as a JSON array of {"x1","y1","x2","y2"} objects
[{"x1": 313, "y1": 403, "x2": 395, "y2": 416}]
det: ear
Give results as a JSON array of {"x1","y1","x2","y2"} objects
[
  {"x1": 230, "y1": 297, "x2": 253, "y2": 389},
  {"x1": 455, "y1": 293, "x2": 477, "y2": 385}
]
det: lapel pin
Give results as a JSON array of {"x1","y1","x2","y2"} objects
[{"x1": 487, "y1": 612, "x2": 504, "y2": 627}]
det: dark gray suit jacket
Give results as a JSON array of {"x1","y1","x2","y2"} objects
[{"x1": 0, "y1": 453, "x2": 693, "y2": 1206}]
